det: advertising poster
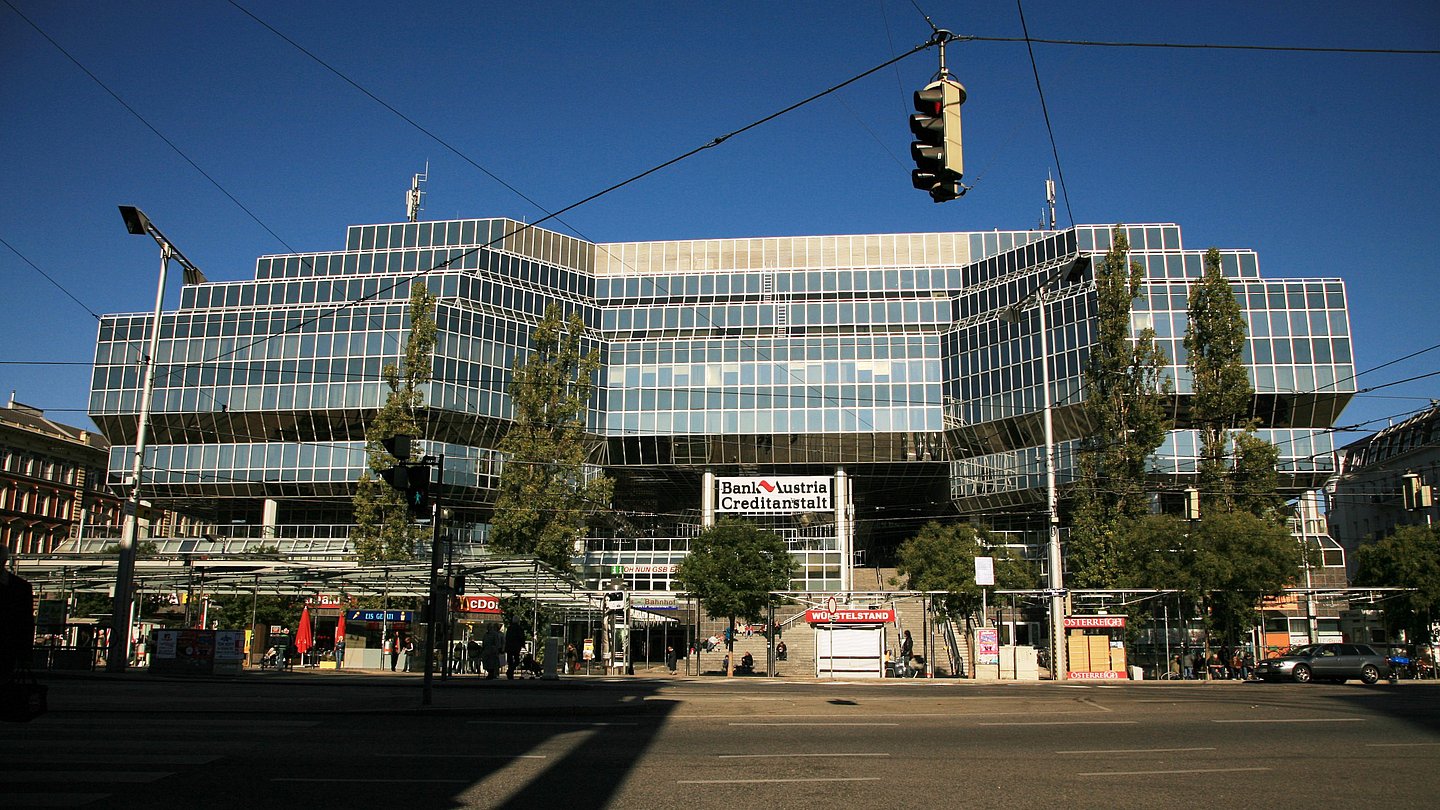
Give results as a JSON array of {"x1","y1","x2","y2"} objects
[{"x1": 977, "y1": 627, "x2": 1000, "y2": 666}]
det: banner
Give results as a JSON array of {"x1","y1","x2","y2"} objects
[
  {"x1": 453, "y1": 595, "x2": 502, "y2": 614},
  {"x1": 715, "y1": 476, "x2": 832, "y2": 514},
  {"x1": 1065, "y1": 615, "x2": 1126, "y2": 629},
  {"x1": 804, "y1": 608, "x2": 895, "y2": 625}
]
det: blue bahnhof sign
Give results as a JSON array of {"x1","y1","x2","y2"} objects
[{"x1": 347, "y1": 610, "x2": 413, "y2": 623}]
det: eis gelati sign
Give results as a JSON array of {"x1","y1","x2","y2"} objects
[{"x1": 715, "y1": 476, "x2": 832, "y2": 514}]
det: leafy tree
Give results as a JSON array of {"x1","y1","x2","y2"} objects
[
  {"x1": 204, "y1": 594, "x2": 305, "y2": 631},
  {"x1": 1184, "y1": 247, "x2": 1284, "y2": 519},
  {"x1": 353, "y1": 282, "x2": 436, "y2": 561},
  {"x1": 1355, "y1": 524, "x2": 1440, "y2": 645},
  {"x1": 895, "y1": 521, "x2": 1038, "y2": 629},
  {"x1": 1069, "y1": 226, "x2": 1172, "y2": 587},
  {"x1": 673, "y1": 518, "x2": 797, "y2": 673},
  {"x1": 490, "y1": 304, "x2": 613, "y2": 571},
  {"x1": 1128, "y1": 511, "x2": 1302, "y2": 644}
]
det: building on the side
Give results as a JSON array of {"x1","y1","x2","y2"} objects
[
  {"x1": 1, "y1": 396, "x2": 123, "y2": 554},
  {"x1": 1326, "y1": 403, "x2": 1440, "y2": 581},
  {"x1": 84, "y1": 217, "x2": 1356, "y2": 592}
]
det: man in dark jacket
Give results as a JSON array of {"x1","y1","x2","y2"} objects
[
  {"x1": 1, "y1": 545, "x2": 35, "y2": 680},
  {"x1": 504, "y1": 620, "x2": 526, "y2": 680}
]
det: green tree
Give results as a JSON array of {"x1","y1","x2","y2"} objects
[
  {"x1": 1183, "y1": 247, "x2": 1284, "y2": 519},
  {"x1": 1128, "y1": 511, "x2": 1302, "y2": 644},
  {"x1": 895, "y1": 521, "x2": 1039, "y2": 628},
  {"x1": 204, "y1": 594, "x2": 305, "y2": 631},
  {"x1": 490, "y1": 304, "x2": 613, "y2": 571},
  {"x1": 1069, "y1": 226, "x2": 1172, "y2": 587},
  {"x1": 353, "y1": 282, "x2": 437, "y2": 561},
  {"x1": 673, "y1": 518, "x2": 797, "y2": 673},
  {"x1": 1184, "y1": 248, "x2": 1252, "y2": 507},
  {"x1": 1355, "y1": 524, "x2": 1440, "y2": 644}
]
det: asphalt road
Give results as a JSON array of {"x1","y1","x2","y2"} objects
[{"x1": 3, "y1": 673, "x2": 1437, "y2": 808}]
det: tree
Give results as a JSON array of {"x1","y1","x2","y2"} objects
[
  {"x1": 895, "y1": 521, "x2": 1038, "y2": 628},
  {"x1": 1355, "y1": 524, "x2": 1440, "y2": 645},
  {"x1": 490, "y1": 304, "x2": 613, "y2": 571},
  {"x1": 1128, "y1": 511, "x2": 1302, "y2": 644},
  {"x1": 353, "y1": 282, "x2": 436, "y2": 561},
  {"x1": 673, "y1": 518, "x2": 797, "y2": 674},
  {"x1": 1069, "y1": 226, "x2": 1172, "y2": 587},
  {"x1": 1184, "y1": 247, "x2": 1284, "y2": 519}
]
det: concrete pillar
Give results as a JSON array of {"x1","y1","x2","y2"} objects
[
  {"x1": 835, "y1": 467, "x2": 850, "y2": 593},
  {"x1": 701, "y1": 470, "x2": 715, "y2": 529}
]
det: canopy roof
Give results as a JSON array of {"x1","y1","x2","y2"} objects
[{"x1": 15, "y1": 552, "x2": 598, "y2": 611}]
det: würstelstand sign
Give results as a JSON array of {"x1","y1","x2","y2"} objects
[{"x1": 715, "y1": 476, "x2": 832, "y2": 514}]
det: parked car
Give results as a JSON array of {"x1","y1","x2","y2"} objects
[{"x1": 1253, "y1": 643, "x2": 1390, "y2": 684}]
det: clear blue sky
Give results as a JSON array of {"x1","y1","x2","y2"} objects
[{"x1": 2, "y1": 1, "x2": 1437, "y2": 439}]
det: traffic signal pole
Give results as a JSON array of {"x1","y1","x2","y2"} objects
[{"x1": 422, "y1": 453, "x2": 443, "y2": 706}]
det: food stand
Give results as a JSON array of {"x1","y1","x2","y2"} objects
[{"x1": 1065, "y1": 615, "x2": 1128, "y2": 679}]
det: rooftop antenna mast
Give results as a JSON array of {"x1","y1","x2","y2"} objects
[
  {"x1": 406, "y1": 162, "x2": 428, "y2": 223},
  {"x1": 1045, "y1": 172, "x2": 1057, "y2": 230}
]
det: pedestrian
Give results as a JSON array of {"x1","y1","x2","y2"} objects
[
  {"x1": 565, "y1": 643, "x2": 578, "y2": 675},
  {"x1": 1180, "y1": 650, "x2": 1194, "y2": 680},
  {"x1": 387, "y1": 633, "x2": 399, "y2": 672},
  {"x1": 334, "y1": 636, "x2": 345, "y2": 670},
  {"x1": 901, "y1": 629, "x2": 915, "y2": 668},
  {"x1": 0, "y1": 545, "x2": 35, "y2": 682},
  {"x1": 504, "y1": 619, "x2": 526, "y2": 679},
  {"x1": 482, "y1": 623, "x2": 503, "y2": 679},
  {"x1": 402, "y1": 636, "x2": 415, "y2": 672},
  {"x1": 665, "y1": 644, "x2": 677, "y2": 674},
  {"x1": 467, "y1": 637, "x2": 482, "y2": 674},
  {"x1": 776, "y1": 639, "x2": 787, "y2": 662}
]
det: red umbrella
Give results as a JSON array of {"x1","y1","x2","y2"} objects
[
  {"x1": 334, "y1": 609, "x2": 346, "y2": 644},
  {"x1": 295, "y1": 605, "x2": 314, "y2": 655}
]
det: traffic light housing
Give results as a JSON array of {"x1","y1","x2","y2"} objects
[
  {"x1": 378, "y1": 461, "x2": 432, "y2": 516},
  {"x1": 1402, "y1": 472, "x2": 1431, "y2": 511},
  {"x1": 381, "y1": 433, "x2": 413, "y2": 462},
  {"x1": 910, "y1": 78, "x2": 966, "y2": 203}
]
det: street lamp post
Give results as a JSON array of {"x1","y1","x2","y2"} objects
[
  {"x1": 106, "y1": 206, "x2": 206, "y2": 672},
  {"x1": 1000, "y1": 256, "x2": 1086, "y2": 682}
]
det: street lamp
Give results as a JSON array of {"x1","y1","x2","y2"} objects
[
  {"x1": 998, "y1": 255, "x2": 1087, "y2": 682},
  {"x1": 106, "y1": 206, "x2": 206, "y2": 672}
]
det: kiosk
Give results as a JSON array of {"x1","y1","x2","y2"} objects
[{"x1": 1065, "y1": 615, "x2": 1128, "y2": 680}]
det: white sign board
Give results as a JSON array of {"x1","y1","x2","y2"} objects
[
  {"x1": 974, "y1": 556, "x2": 995, "y2": 586},
  {"x1": 715, "y1": 476, "x2": 832, "y2": 514}
]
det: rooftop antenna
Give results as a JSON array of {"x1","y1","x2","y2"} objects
[
  {"x1": 1046, "y1": 172, "x2": 1057, "y2": 230},
  {"x1": 406, "y1": 162, "x2": 428, "y2": 223}
]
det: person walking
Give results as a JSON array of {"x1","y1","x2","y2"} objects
[
  {"x1": 901, "y1": 629, "x2": 915, "y2": 667},
  {"x1": 0, "y1": 545, "x2": 35, "y2": 682},
  {"x1": 504, "y1": 620, "x2": 526, "y2": 680},
  {"x1": 482, "y1": 624, "x2": 503, "y2": 679},
  {"x1": 665, "y1": 644, "x2": 677, "y2": 674}
]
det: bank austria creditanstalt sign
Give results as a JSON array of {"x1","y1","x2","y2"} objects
[{"x1": 715, "y1": 476, "x2": 832, "y2": 514}]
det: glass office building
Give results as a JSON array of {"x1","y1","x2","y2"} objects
[{"x1": 88, "y1": 218, "x2": 1353, "y2": 590}]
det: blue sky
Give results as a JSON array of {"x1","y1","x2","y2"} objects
[{"x1": 2, "y1": 1, "x2": 1437, "y2": 439}]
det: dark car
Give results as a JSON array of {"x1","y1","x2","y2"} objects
[{"x1": 1253, "y1": 643, "x2": 1390, "y2": 684}]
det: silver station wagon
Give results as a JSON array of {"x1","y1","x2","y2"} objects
[{"x1": 1253, "y1": 643, "x2": 1391, "y2": 684}]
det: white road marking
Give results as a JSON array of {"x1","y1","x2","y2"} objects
[
  {"x1": 978, "y1": 720, "x2": 1137, "y2": 726},
  {"x1": 1078, "y1": 767, "x2": 1270, "y2": 777},
  {"x1": 0, "y1": 772, "x2": 173, "y2": 783},
  {"x1": 272, "y1": 772, "x2": 469, "y2": 778},
  {"x1": 717, "y1": 753, "x2": 890, "y2": 759},
  {"x1": 680, "y1": 777, "x2": 883, "y2": 784},
  {"x1": 1057, "y1": 747, "x2": 1216, "y2": 755},
  {"x1": 728, "y1": 722, "x2": 898, "y2": 727},
  {"x1": 391, "y1": 753, "x2": 547, "y2": 759},
  {"x1": 1211, "y1": 718, "x2": 1364, "y2": 724},
  {"x1": 0, "y1": 794, "x2": 110, "y2": 807},
  {"x1": 731, "y1": 717, "x2": 898, "y2": 726},
  {"x1": 466, "y1": 720, "x2": 637, "y2": 726},
  {"x1": 1365, "y1": 742, "x2": 1440, "y2": 747}
]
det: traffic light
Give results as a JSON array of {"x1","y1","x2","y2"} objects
[
  {"x1": 1183, "y1": 487, "x2": 1201, "y2": 521},
  {"x1": 381, "y1": 433, "x2": 413, "y2": 462},
  {"x1": 1402, "y1": 472, "x2": 1431, "y2": 511},
  {"x1": 378, "y1": 461, "x2": 431, "y2": 516},
  {"x1": 910, "y1": 78, "x2": 966, "y2": 203},
  {"x1": 606, "y1": 591, "x2": 627, "y2": 613}
]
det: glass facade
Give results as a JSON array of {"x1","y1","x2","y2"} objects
[{"x1": 89, "y1": 218, "x2": 1354, "y2": 590}]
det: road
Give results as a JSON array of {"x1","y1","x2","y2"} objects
[{"x1": 3, "y1": 672, "x2": 1437, "y2": 808}]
